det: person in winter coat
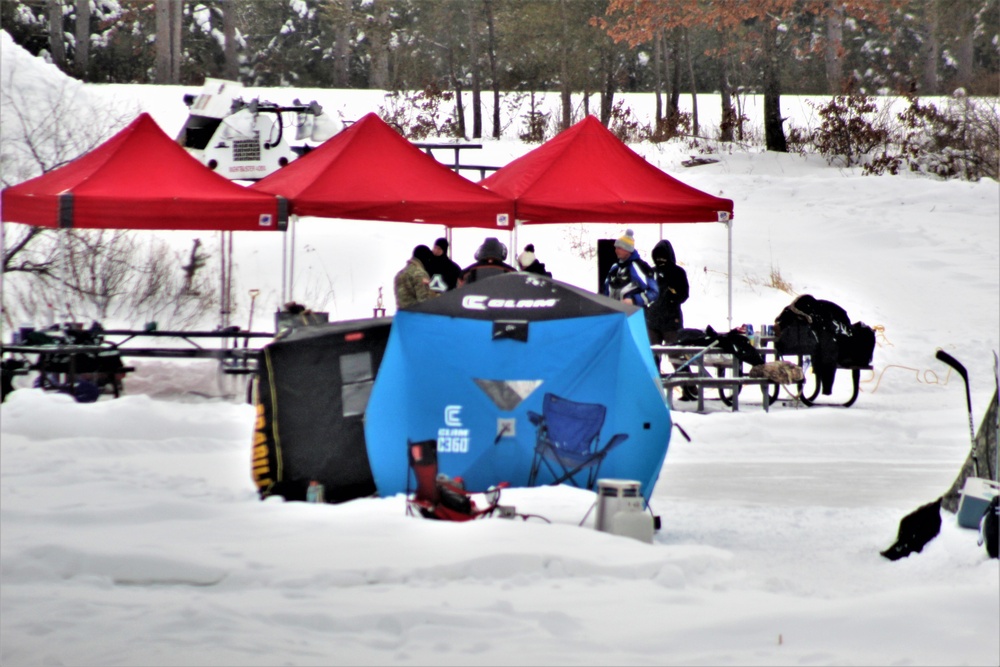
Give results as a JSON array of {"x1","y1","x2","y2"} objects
[
  {"x1": 394, "y1": 245, "x2": 440, "y2": 309},
  {"x1": 600, "y1": 229, "x2": 659, "y2": 308},
  {"x1": 459, "y1": 237, "x2": 517, "y2": 286},
  {"x1": 516, "y1": 244, "x2": 552, "y2": 277},
  {"x1": 425, "y1": 237, "x2": 462, "y2": 292},
  {"x1": 645, "y1": 239, "x2": 689, "y2": 346}
]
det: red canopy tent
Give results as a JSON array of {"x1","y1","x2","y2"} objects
[
  {"x1": 1, "y1": 113, "x2": 288, "y2": 232},
  {"x1": 480, "y1": 115, "x2": 733, "y2": 224},
  {"x1": 480, "y1": 115, "x2": 736, "y2": 325},
  {"x1": 250, "y1": 112, "x2": 514, "y2": 229}
]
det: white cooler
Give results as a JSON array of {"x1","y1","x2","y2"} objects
[{"x1": 595, "y1": 479, "x2": 653, "y2": 544}]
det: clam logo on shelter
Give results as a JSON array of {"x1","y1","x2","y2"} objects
[
  {"x1": 461, "y1": 296, "x2": 558, "y2": 311},
  {"x1": 444, "y1": 405, "x2": 463, "y2": 427},
  {"x1": 439, "y1": 405, "x2": 469, "y2": 453}
]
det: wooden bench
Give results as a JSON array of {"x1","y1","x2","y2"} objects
[{"x1": 653, "y1": 345, "x2": 776, "y2": 413}]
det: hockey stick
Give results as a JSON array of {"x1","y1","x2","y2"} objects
[
  {"x1": 663, "y1": 339, "x2": 720, "y2": 378},
  {"x1": 936, "y1": 349, "x2": 979, "y2": 478},
  {"x1": 881, "y1": 349, "x2": 976, "y2": 561}
]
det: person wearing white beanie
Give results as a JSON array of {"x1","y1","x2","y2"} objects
[{"x1": 516, "y1": 244, "x2": 552, "y2": 277}]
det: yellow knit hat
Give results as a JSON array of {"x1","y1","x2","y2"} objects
[{"x1": 615, "y1": 228, "x2": 635, "y2": 253}]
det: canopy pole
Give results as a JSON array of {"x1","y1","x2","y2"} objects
[
  {"x1": 219, "y1": 231, "x2": 226, "y2": 329},
  {"x1": 727, "y1": 219, "x2": 733, "y2": 330},
  {"x1": 281, "y1": 225, "x2": 287, "y2": 307},
  {"x1": 288, "y1": 215, "x2": 297, "y2": 303},
  {"x1": 511, "y1": 220, "x2": 520, "y2": 265}
]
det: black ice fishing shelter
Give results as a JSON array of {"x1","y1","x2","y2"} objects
[{"x1": 252, "y1": 317, "x2": 392, "y2": 503}]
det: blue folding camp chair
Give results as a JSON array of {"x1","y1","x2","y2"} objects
[{"x1": 526, "y1": 393, "x2": 629, "y2": 489}]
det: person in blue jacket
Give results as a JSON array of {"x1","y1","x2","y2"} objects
[{"x1": 601, "y1": 229, "x2": 659, "y2": 308}]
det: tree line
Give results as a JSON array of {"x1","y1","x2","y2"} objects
[{"x1": 3, "y1": 0, "x2": 998, "y2": 150}]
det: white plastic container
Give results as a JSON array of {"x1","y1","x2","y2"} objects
[
  {"x1": 957, "y1": 477, "x2": 1000, "y2": 529},
  {"x1": 595, "y1": 479, "x2": 653, "y2": 543}
]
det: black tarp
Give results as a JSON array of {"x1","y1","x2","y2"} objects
[{"x1": 253, "y1": 317, "x2": 392, "y2": 503}]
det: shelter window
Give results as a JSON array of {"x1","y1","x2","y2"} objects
[{"x1": 340, "y1": 352, "x2": 374, "y2": 417}]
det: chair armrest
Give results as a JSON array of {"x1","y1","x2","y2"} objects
[
  {"x1": 602, "y1": 433, "x2": 630, "y2": 452},
  {"x1": 527, "y1": 411, "x2": 543, "y2": 426}
]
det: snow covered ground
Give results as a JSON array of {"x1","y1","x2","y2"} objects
[{"x1": 2, "y1": 33, "x2": 999, "y2": 666}]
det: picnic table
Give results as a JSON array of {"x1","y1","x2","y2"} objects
[
  {"x1": 101, "y1": 329, "x2": 272, "y2": 375},
  {"x1": 413, "y1": 142, "x2": 500, "y2": 179},
  {"x1": 1, "y1": 342, "x2": 134, "y2": 400},
  {"x1": 655, "y1": 345, "x2": 774, "y2": 413}
]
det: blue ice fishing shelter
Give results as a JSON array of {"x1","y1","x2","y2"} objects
[{"x1": 364, "y1": 272, "x2": 671, "y2": 502}]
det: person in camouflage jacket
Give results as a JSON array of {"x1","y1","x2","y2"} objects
[{"x1": 394, "y1": 245, "x2": 440, "y2": 309}]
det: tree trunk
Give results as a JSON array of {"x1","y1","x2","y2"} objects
[
  {"x1": 447, "y1": 44, "x2": 466, "y2": 139},
  {"x1": 558, "y1": 0, "x2": 572, "y2": 131},
  {"x1": 600, "y1": 46, "x2": 614, "y2": 126},
  {"x1": 719, "y1": 31, "x2": 733, "y2": 142},
  {"x1": 484, "y1": 0, "x2": 501, "y2": 139},
  {"x1": 668, "y1": 34, "x2": 680, "y2": 120},
  {"x1": 953, "y1": 0, "x2": 975, "y2": 91},
  {"x1": 171, "y1": 0, "x2": 182, "y2": 82},
  {"x1": 74, "y1": 0, "x2": 89, "y2": 79},
  {"x1": 368, "y1": 0, "x2": 390, "y2": 90},
  {"x1": 825, "y1": 2, "x2": 845, "y2": 94},
  {"x1": 334, "y1": 21, "x2": 350, "y2": 88},
  {"x1": 684, "y1": 27, "x2": 698, "y2": 137},
  {"x1": 155, "y1": 0, "x2": 182, "y2": 84},
  {"x1": 48, "y1": 0, "x2": 65, "y2": 67},
  {"x1": 469, "y1": 5, "x2": 482, "y2": 139},
  {"x1": 762, "y1": 26, "x2": 787, "y2": 152},
  {"x1": 653, "y1": 30, "x2": 663, "y2": 125},
  {"x1": 223, "y1": 0, "x2": 238, "y2": 81},
  {"x1": 921, "y1": 0, "x2": 939, "y2": 94}
]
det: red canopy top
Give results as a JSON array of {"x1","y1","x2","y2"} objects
[
  {"x1": 0, "y1": 113, "x2": 286, "y2": 231},
  {"x1": 251, "y1": 113, "x2": 514, "y2": 229},
  {"x1": 480, "y1": 115, "x2": 734, "y2": 224}
]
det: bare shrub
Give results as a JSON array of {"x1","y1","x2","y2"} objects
[
  {"x1": 649, "y1": 111, "x2": 692, "y2": 143},
  {"x1": 3, "y1": 230, "x2": 216, "y2": 329},
  {"x1": 378, "y1": 85, "x2": 459, "y2": 140},
  {"x1": 607, "y1": 99, "x2": 649, "y2": 143},
  {"x1": 744, "y1": 265, "x2": 795, "y2": 295},
  {"x1": 884, "y1": 93, "x2": 1000, "y2": 181},
  {"x1": 810, "y1": 94, "x2": 892, "y2": 167}
]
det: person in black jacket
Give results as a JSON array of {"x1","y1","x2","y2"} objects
[
  {"x1": 646, "y1": 239, "x2": 689, "y2": 348},
  {"x1": 459, "y1": 237, "x2": 517, "y2": 286},
  {"x1": 426, "y1": 237, "x2": 462, "y2": 292}
]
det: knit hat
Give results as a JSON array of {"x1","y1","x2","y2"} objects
[
  {"x1": 434, "y1": 237, "x2": 449, "y2": 252},
  {"x1": 413, "y1": 245, "x2": 435, "y2": 271},
  {"x1": 615, "y1": 229, "x2": 635, "y2": 253},
  {"x1": 475, "y1": 237, "x2": 507, "y2": 262},
  {"x1": 525, "y1": 243, "x2": 535, "y2": 253}
]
